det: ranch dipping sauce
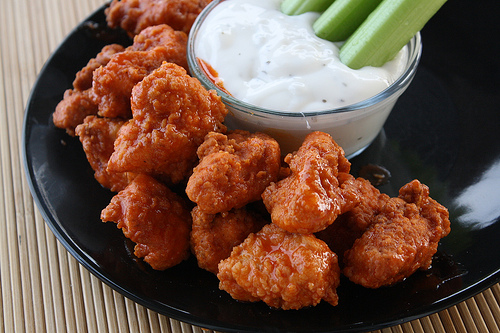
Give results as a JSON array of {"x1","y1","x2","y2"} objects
[
  {"x1": 188, "y1": 0, "x2": 422, "y2": 157},
  {"x1": 193, "y1": 0, "x2": 409, "y2": 113}
]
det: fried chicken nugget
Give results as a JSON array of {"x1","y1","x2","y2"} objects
[
  {"x1": 101, "y1": 174, "x2": 192, "y2": 270},
  {"x1": 190, "y1": 205, "x2": 268, "y2": 274},
  {"x1": 105, "y1": 0, "x2": 212, "y2": 36},
  {"x1": 107, "y1": 62, "x2": 227, "y2": 184},
  {"x1": 218, "y1": 223, "x2": 340, "y2": 310},
  {"x1": 316, "y1": 177, "x2": 390, "y2": 262},
  {"x1": 343, "y1": 180, "x2": 451, "y2": 288},
  {"x1": 91, "y1": 24, "x2": 188, "y2": 119},
  {"x1": 186, "y1": 131, "x2": 281, "y2": 214},
  {"x1": 53, "y1": 90, "x2": 99, "y2": 136},
  {"x1": 127, "y1": 23, "x2": 188, "y2": 66},
  {"x1": 262, "y1": 131, "x2": 360, "y2": 234},
  {"x1": 53, "y1": 44, "x2": 125, "y2": 136},
  {"x1": 75, "y1": 115, "x2": 136, "y2": 192},
  {"x1": 73, "y1": 44, "x2": 126, "y2": 91}
]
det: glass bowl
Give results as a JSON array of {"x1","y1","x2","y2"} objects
[{"x1": 187, "y1": 0, "x2": 422, "y2": 157}]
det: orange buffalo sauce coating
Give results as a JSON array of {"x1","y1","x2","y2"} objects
[{"x1": 217, "y1": 223, "x2": 341, "y2": 310}]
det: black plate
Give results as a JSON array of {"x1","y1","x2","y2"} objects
[{"x1": 23, "y1": 1, "x2": 500, "y2": 332}]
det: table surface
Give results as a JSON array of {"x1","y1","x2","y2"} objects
[{"x1": 1, "y1": 0, "x2": 500, "y2": 332}]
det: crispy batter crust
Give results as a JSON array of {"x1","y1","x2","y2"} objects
[
  {"x1": 190, "y1": 205, "x2": 267, "y2": 274},
  {"x1": 75, "y1": 115, "x2": 136, "y2": 192},
  {"x1": 107, "y1": 62, "x2": 227, "y2": 184},
  {"x1": 262, "y1": 131, "x2": 360, "y2": 234},
  {"x1": 316, "y1": 177, "x2": 390, "y2": 263},
  {"x1": 186, "y1": 131, "x2": 281, "y2": 214},
  {"x1": 343, "y1": 180, "x2": 450, "y2": 288},
  {"x1": 91, "y1": 25, "x2": 188, "y2": 119},
  {"x1": 105, "y1": 0, "x2": 213, "y2": 35},
  {"x1": 101, "y1": 174, "x2": 192, "y2": 270},
  {"x1": 218, "y1": 223, "x2": 341, "y2": 310}
]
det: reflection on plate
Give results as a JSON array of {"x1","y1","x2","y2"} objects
[{"x1": 23, "y1": 2, "x2": 500, "y2": 332}]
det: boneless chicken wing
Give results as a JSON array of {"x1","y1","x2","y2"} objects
[
  {"x1": 105, "y1": 0, "x2": 212, "y2": 36},
  {"x1": 73, "y1": 44, "x2": 126, "y2": 91},
  {"x1": 127, "y1": 23, "x2": 188, "y2": 66},
  {"x1": 101, "y1": 174, "x2": 192, "y2": 270},
  {"x1": 190, "y1": 205, "x2": 268, "y2": 274},
  {"x1": 75, "y1": 115, "x2": 136, "y2": 192},
  {"x1": 262, "y1": 131, "x2": 360, "y2": 234},
  {"x1": 53, "y1": 44, "x2": 125, "y2": 135},
  {"x1": 91, "y1": 50, "x2": 165, "y2": 119},
  {"x1": 316, "y1": 177, "x2": 390, "y2": 263},
  {"x1": 54, "y1": 24, "x2": 188, "y2": 133},
  {"x1": 91, "y1": 25, "x2": 188, "y2": 119},
  {"x1": 343, "y1": 180, "x2": 450, "y2": 288},
  {"x1": 186, "y1": 131, "x2": 281, "y2": 214},
  {"x1": 53, "y1": 90, "x2": 99, "y2": 136},
  {"x1": 107, "y1": 62, "x2": 227, "y2": 184},
  {"x1": 218, "y1": 223, "x2": 340, "y2": 310}
]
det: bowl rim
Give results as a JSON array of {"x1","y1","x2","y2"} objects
[{"x1": 187, "y1": 0, "x2": 423, "y2": 118}]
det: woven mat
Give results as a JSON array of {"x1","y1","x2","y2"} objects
[{"x1": 1, "y1": 0, "x2": 499, "y2": 332}]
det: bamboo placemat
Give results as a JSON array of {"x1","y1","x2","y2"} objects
[{"x1": 1, "y1": 0, "x2": 499, "y2": 332}]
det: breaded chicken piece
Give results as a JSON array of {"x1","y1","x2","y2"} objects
[
  {"x1": 127, "y1": 23, "x2": 187, "y2": 60},
  {"x1": 53, "y1": 89, "x2": 99, "y2": 136},
  {"x1": 91, "y1": 50, "x2": 165, "y2": 119},
  {"x1": 186, "y1": 131, "x2": 281, "y2": 214},
  {"x1": 73, "y1": 44, "x2": 126, "y2": 91},
  {"x1": 190, "y1": 205, "x2": 268, "y2": 274},
  {"x1": 75, "y1": 115, "x2": 136, "y2": 192},
  {"x1": 107, "y1": 62, "x2": 227, "y2": 184},
  {"x1": 343, "y1": 180, "x2": 451, "y2": 288},
  {"x1": 262, "y1": 131, "x2": 360, "y2": 234},
  {"x1": 101, "y1": 174, "x2": 192, "y2": 270},
  {"x1": 91, "y1": 25, "x2": 188, "y2": 119},
  {"x1": 53, "y1": 44, "x2": 125, "y2": 136},
  {"x1": 218, "y1": 223, "x2": 340, "y2": 310},
  {"x1": 316, "y1": 177, "x2": 390, "y2": 263},
  {"x1": 105, "y1": 0, "x2": 212, "y2": 36}
]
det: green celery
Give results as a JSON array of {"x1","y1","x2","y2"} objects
[
  {"x1": 339, "y1": 0, "x2": 447, "y2": 69},
  {"x1": 281, "y1": 0, "x2": 334, "y2": 15},
  {"x1": 313, "y1": 0, "x2": 383, "y2": 42}
]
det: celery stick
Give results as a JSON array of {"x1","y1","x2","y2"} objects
[
  {"x1": 313, "y1": 0, "x2": 383, "y2": 42},
  {"x1": 281, "y1": 0, "x2": 334, "y2": 15},
  {"x1": 340, "y1": 0, "x2": 447, "y2": 69}
]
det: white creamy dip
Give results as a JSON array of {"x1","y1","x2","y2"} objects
[{"x1": 194, "y1": 0, "x2": 409, "y2": 112}]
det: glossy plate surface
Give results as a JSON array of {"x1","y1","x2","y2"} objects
[{"x1": 23, "y1": 1, "x2": 500, "y2": 332}]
